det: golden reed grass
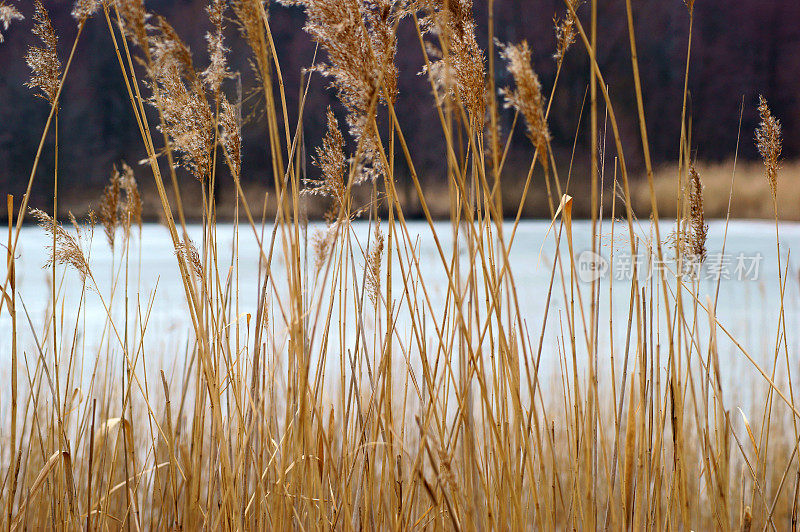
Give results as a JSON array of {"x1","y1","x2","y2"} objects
[{"x1": 0, "y1": 0, "x2": 797, "y2": 529}]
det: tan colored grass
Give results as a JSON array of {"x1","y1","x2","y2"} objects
[
  {"x1": 1, "y1": 1, "x2": 799, "y2": 530},
  {"x1": 634, "y1": 160, "x2": 800, "y2": 220}
]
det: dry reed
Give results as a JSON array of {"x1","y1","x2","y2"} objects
[
  {"x1": 25, "y1": 0, "x2": 61, "y2": 105},
  {"x1": 0, "y1": 1, "x2": 798, "y2": 530}
]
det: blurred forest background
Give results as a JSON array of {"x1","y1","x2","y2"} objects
[{"x1": 1, "y1": 0, "x2": 799, "y2": 219}]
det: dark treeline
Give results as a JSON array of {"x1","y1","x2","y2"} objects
[{"x1": 0, "y1": 0, "x2": 798, "y2": 216}]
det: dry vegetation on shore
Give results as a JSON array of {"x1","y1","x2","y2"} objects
[
  {"x1": 634, "y1": 160, "x2": 800, "y2": 220},
  {"x1": 54, "y1": 158, "x2": 800, "y2": 223},
  {"x1": 1, "y1": 0, "x2": 799, "y2": 530}
]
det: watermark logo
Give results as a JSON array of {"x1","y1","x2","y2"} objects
[
  {"x1": 577, "y1": 250, "x2": 609, "y2": 283},
  {"x1": 574, "y1": 250, "x2": 763, "y2": 283}
]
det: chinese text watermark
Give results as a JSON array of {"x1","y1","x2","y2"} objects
[{"x1": 576, "y1": 250, "x2": 763, "y2": 283}]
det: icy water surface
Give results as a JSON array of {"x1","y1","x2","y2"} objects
[{"x1": 1, "y1": 219, "x2": 800, "y2": 397}]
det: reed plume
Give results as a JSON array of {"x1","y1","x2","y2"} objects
[
  {"x1": 686, "y1": 164, "x2": 707, "y2": 263},
  {"x1": 312, "y1": 221, "x2": 339, "y2": 271},
  {"x1": 115, "y1": 0, "x2": 148, "y2": 50},
  {"x1": 311, "y1": 228, "x2": 328, "y2": 272},
  {"x1": 421, "y1": 42, "x2": 456, "y2": 106},
  {"x1": 420, "y1": 0, "x2": 485, "y2": 126},
  {"x1": 362, "y1": 0, "x2": 404, "y2": 103},
  {"x1": 0, "y1": 2, "x2": 23, "y2": 44},
  {"x1": 30, "y1": 208, "x2": 91, "y2": 284},
  {"x1": 499, "y1": 40, "x2": 549, "y2": 165},
  {"x1": 175, "y1": 237, "x2": 203, "y2": 277},
  {"x1": 98, "y1": 162, "x2": 143, "y2": 247},
  {"x1": 201, "y1": 0, "x2": 231, "y2": 95},
  {"x1": 120, "y1": 161, "x2": 143, "y2": 231},
  {"x1": 365, "y1": 222, "x2": 384, "y2": 304},
  {"x1": 99, "y1": 168, "x2": 121, "y2": 248},
  {"x1": 219, "y1": 96, "x2": 242, "y2": 180},
  {"x1": 282, "y1": 0, "x2": 405, "y2": 182},
  {"x1": 307, "y1": 109, "x2": 347, "y2": 274},
  {"x1": 71, "y1": 0, "x2": 102, "y2": 24},
  {"x1": 149, "y1": 18, "x2": 215, "y2": 181},
  {"x1": 305, "y1": 107, "x2": 346, "y2": 204},
  {"x1": 756, "y1": 95, "x2": 781, "y2": 200},
  {"x1": 25, "y1": 0, "x2": 61, "y2": 104},
  {"x1": 231, "y1": 0, "x2": 269, "y2": 75},
  {"x1": 554, "y1": 0, "x2": 581, "y2": 62},
  {"x1": 150, "y1": 16, "x2": 196, "y2": 76}
]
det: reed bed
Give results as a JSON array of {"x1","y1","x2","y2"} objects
[
  {"x1": 0, "y1": 0, "x2": 798, "y2": 529},
  {"x1": 634, "y1": 160, "x2": 800, "y2": 221}
]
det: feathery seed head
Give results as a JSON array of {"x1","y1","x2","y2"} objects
[
  {"x1": 120, "y1": 162, "x2": 142, "y2": 231},
  {"x1": 312, "y1": 221, "x2": 339, "y2": 271},
  {"x1": 419, "y1": 0, "x2": 485, "y2": 126},
  {"x1": 71, "y1": 0, "x2": 102, "y2": 24},
  {"x1": 554, "y1": 0, "x2": 581, "y2": 62},
  {"x1": 499, "y1": 40, "x2": 549, "y2": 165},
  {"x1": 305, "y1": 107, "x2": 347, "y2": 204},
  {"x1": 231, "y1": 0, "x2": 269, "y2": 75},
  {"x1": 98, "y1": 162, "x2": 142, "y2": 246},
  {"x1": 0, "y1": 3, "x2": 23, "y2": 43},
  {"x1": 149, "y1": 19, "x2": 215, "y2": 181},
  {"x1": 99, "y1": 168, "x2": 121, "y2": 248},
  {"x1": 686, "y1": 165, "x2": 707, "y2": 263},
  {"x1": 284, "y1": 0, "x2": 407, "y2": 183},
  {"x1": 365, "y1": 222, "x2": 384, "y2": 305},
  {"x1": 150, "y1": 16, "x2": 196, "y2": 79},
  {"x1": 115, "y1": 0, "x2": 148, "y2": 49},
  {"x1": 312, "y1": 229, "x2": 329, "y2": 272},
  {"x1": 420, "y1": 42, "x2": 457, "y2": 105},
  {"x1": 201, "y1": 0, "x2": 231, "y2": 94},
  {"x1": 25, "y1": 0, "x2": 61, "y2": 104},
  {"x1": 175, "y1": 237, "x2": 203, "y2": 278},
  {"x1": 152, "y1": 65, "x2": 215, "y2": 180},
  {"x1": 756, "y1": 95, "x2": 781, "y2": 200},
  {"x1": 219, "y1": 96, "x2": 242, "y2": 179},
  {"x1": 31, "y1": 208, "x2": 92, "y2": 284}
]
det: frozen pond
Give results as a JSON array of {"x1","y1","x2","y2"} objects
[{"x1": 1, "y1": 219, "x2": 799, "y2": 398}]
